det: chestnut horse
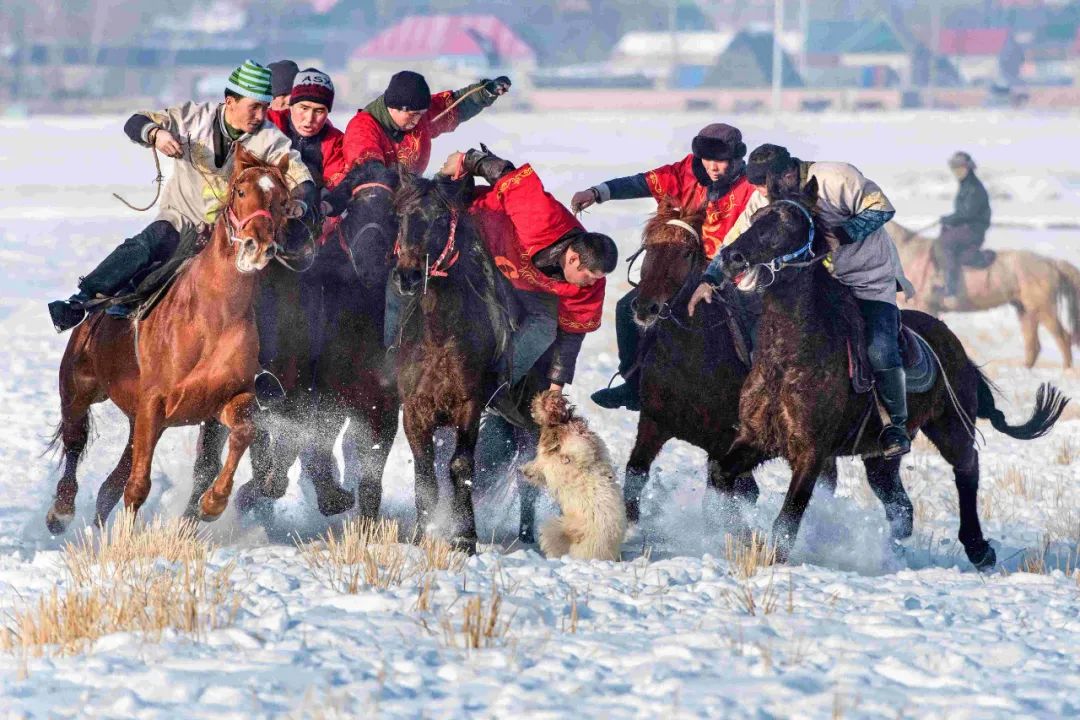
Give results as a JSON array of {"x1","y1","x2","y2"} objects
[
  {"x1": 714, "y1": 179, "x2": 1069, "y2": 569},
  {"x1": 629, "y1": 202, "x2": 906, "y2": 540},
  {"x1": 46, "y1": 146, "x2": 292, "y2": 532},
  {"x1": 391, "y1": 176, "x2": 512, "y2": 553},
  {"x1": 889, "y1": 222, "x2": 1080, "y2": 369}
]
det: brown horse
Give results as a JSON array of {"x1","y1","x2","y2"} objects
[
  {"x1": 630, "y1": 201, "x2": 907, "y2": 540},
  {"x1": 715, "y1": 180, "x2": 1069, "y2": 569},
  {"x1": 47, "y1": 145, "x2": 292, "y2": 533},
  {"x1": 889, "y1": 221, "x2": 1080, "y2": 368},
  {"x1": 391, "y1": 176, "x2": 511, "y2": 553}
]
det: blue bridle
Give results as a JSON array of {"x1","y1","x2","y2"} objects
[{"x1": 763, "y1": 199, "x2": 817, "y2": 272}]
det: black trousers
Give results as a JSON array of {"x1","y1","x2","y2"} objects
[
  {"x1": 934, "y1": 224, "x2": 981, "y2": 297},
  {"x1": 79, "y1": 220, "x2": 181, "y2": 296}
]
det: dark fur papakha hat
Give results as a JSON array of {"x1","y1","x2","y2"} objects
[{"x1": 691, "y1": 123, "x2": 747, "y2": 161}]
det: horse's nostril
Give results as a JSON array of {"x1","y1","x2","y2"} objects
[
  {"x1": 648, "y1": 303, "x2": 661, "y2": 316},
  {"x1": 730, "y1": 252, "x2": 746, "y2": 266}
]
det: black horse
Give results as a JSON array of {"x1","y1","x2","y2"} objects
[{"x1": 714, "y1": 178, "x2": 1069, "y2": 569}]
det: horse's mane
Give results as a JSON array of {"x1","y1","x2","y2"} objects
[{"x1": 642, "y1": 200, "x2": 707, "y2": 250}]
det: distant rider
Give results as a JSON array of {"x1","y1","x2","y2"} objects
[{"x1": 936, "y1": 151, "x2": 991, "y2": 309}]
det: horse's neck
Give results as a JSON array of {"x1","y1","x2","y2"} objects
[
  {"x1": 758, "y1": 269, "x2": 826, "y2": 349},
  {"x1": 173, "y1": 222, "x2": 258, "y2": 319}
]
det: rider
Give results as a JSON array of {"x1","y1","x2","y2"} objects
[
  {"x1": 570, "y1": 123, "x2": 756, "y2": 410},
  {"x1": 936, "y1": 151, "x2": 991, "y2": 309},
  {"x1": 268, "y1": 59, "x2": 299, "y2": 112},
  {"x1": 48, "y1": 60, "x2": 316, "y2": 333},
  {"x1": 267, "y1": 67, "x2": 345, "y2": 190},
  {"x1": 689, "y1": 143, "x2": 915, "y2": 458},
  {"x1": 444, "y1": 147, "x2": 618, "y2": 392}
]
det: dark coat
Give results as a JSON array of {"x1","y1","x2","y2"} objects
[{"x1": 942, "y1": 172, "x2": 991, "y2": 244}]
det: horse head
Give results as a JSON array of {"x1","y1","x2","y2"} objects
[
  {"x1": 716, "y1": 176, "x2": 827, "y2": 293},
  {"x1": 392, "y1": 175, "x2": 467, "y2": 297},
  {"x1": 339, "y1": 161, "x2": 400, "y2": 289},
  {"x1": 634, "y1": 198, "x2": 707, "y2": 329},
  {"x1": 224, "y1": 144, "x2": 291, "y2": 274}
]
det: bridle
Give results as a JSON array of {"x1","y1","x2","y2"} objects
[
  {"x1": 222, "y1": 165, "x2": 299, "y2": 266},
  {"x1": 394, "y1": 203, "x2": 461, "y2": 293},
  {"x1": 731, "y1": 198, "x2": 824, "y2": 291},
  {"x1": 631, "y1": 217, "x2": 708, "y2": 331}
]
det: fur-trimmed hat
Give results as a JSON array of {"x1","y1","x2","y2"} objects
[
  {"x1": 691, "y1": 123, "x2": 747, "y2": 162},
  {"x1": 291, "y1": 68, "x2": 335, "y2": 111}
]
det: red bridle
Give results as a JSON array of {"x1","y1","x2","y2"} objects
[
  {"x1": 227, "y1": 207, "x2": 274, "y2": 233},
  {"x1": 351, "y1": 182, "x2": 395, "y2": 197},
  {"x1": 394, "y1": 207, "x2": 461, "y2": 279}
]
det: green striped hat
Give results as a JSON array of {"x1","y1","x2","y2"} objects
[{"x1": 225, "y1": 59, "x2": 274, "y2": 103}]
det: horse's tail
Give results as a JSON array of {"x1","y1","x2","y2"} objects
[
  {"x1": 976, "y1": 372, "x2": 1069, "y2": 440},
  {"x1": 43, "y1": 407, "x2": 96, "y2": 466},
  {"x1": 1055, "y1": 259, "x2": 1080, "y2": 347}
]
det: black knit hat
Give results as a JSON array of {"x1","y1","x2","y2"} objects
[
  {"x1": 384, "y1": 71, "x2": 432, "y2": 112},
  {"x1": 746, "y1": 143, "x2": 796, "y2": 185},
  {"x1": 691, "y1": 123, "x2": 747, "y2": 162},
  {"x1": 268, "y1": 60, "x2": 299, "y2": 98}
]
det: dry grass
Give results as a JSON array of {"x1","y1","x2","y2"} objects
[
  {"x1": 725, "y1": 571, "x2": 781, "y2": 616},
  {"x1": 724, "y1": 531, "x2": 778, "y2": 579},
  {"x1": 1014, "y1": 538, "x2": 1079, "y2": 577},
  {"x1": 1056, "y1": 438, "x2": 1076, "y2": 466},
  {"x1": 297, "y1": 517, "x2": 467, "y2": 594},
  {"x1": 0, "y1": 511, "x2": 238, "y2": 659},
  {"x1": 998, "y1": 465, "x2": 1034, "y2": 499},
  {"x1": 438, "y1": 586, "x2": 516, "y2": 651}
]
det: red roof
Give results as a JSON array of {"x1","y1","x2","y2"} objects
[
  {"x1": 938, "y1": 28, "x2": 1010, "y2": 56},
  {"x1": 354, "y1": 15, "x2": 536, "y2": 63}
]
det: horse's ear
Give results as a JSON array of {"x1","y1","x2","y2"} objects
[
  {"x1": 233, "y1": 143, "x2": 256, "y2": 176},
  {"x1": 275, "y1": 153, "x2": 290, "y2": 176},
  {"x1": 802, "y1": 176, "x2": 819, "y2": 207}
]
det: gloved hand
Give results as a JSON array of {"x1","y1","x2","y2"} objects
[
  {"x1": 822, "y1": 224, "x2": 854, "y2": 247},
  {"x1": 484, "y1": 76, "x2": 512, "y2": 97}
]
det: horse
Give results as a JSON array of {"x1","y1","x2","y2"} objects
[
  {"x1": 629, "y1": 201, "x2": 907, "y2": 539},
  {"x1": 391, "y1": 175, "x2": 513, "y2": 553},
  {"x1": 889, "y1": 222, "x2": 1080, "y2": 369},
  {"x1": 47, "y1": 145, "x2": 293, "y2": 532},
  {"x1": 713, "y1": 178, "x2": 1069, "y2": 569}
]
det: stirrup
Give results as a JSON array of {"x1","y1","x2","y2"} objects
[{"x1": 879, "y1": 424, "x2": 911, "y2": 458}]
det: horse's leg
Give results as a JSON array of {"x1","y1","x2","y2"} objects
[
  {"x1": 300, "y1": 400, "x2": 353, "y2": 517},
  {"x1": 349, "y1": 401, "x2": 398, "y2": 519},
  {"x1": 199, "y1": 393, "x2": 257, "y2": 521},
  {"x1": 1015, "y1": 304, "x2": 1041, "y2": 368},
  {"x1": 772, "y1": 449, "x2": 826, "y2": 564},
  {"x1": 123, "y1": 400, "x2": 165, "y2": 515},
  {"x1": 46, "y1": 400, "x2": 95, "y2": 536},
  {"x1": 921, "y1": 420, "x2": 995, "y2": 570},
  {"x1": 184, "y1": 420, "x2": 227, "y2": 519},
  {"x1": 624, "y1": 415, "x2": 671, "y2": 523},
  {"x1": 862, "y1": 455, "x2": 913, "y2": 541},
  {"x1": 705, "y1": 441, "x2": 764, "y2": 540},
  {"x1": 95, "y1": 420, "x2": 135, "y2": 527},
  {"x1": 516, "y1": 426, "x2": 540, "y2": 545},
  {"x1": 1038, "y1": 309, "x2": 1073, "y2": 369},
  {"x1": 817, "y1": 456, "x2": 838, "y2": 496},
  {"x1": 447, "y1": 405, "x2": 482, "y2": 555},
  {"x1": 402, "y1": 406, "x2": 438, "y2": 537}
]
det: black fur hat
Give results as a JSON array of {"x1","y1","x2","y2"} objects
[{"x1": 691, "y1": 123, "x2": 747, "y2": 161}]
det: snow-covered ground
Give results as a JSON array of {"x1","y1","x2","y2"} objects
[{"x1": 0, "y1": 110, "x2": 1078, "y2": 718}]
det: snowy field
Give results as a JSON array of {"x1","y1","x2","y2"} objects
[{"x1": 0, "y1": 110, "x2": 1078, "y2": 718}]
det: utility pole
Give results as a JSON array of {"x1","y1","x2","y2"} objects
[{"x1": 771, "y1": 0, "x2": 784, "y2": 114}]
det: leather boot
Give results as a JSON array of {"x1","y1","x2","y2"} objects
[
  {"x1": 47, "y1": 291, "x2": 93, "y2": 333},
  {"x1": 874, "y1": 367, "x2": 911, "y2": 458},
  {"x1": 463, "y1": 144, "x2": 515, "y2": 185},
  {"x1": 591, "y1": 373, "x2": 641, "y2": 411}
]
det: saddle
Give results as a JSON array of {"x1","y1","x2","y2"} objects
[
  {"x1": 97, "y1": 224, "x2": 207, "y2": 320},
  {"x1": 959, "y1": 246, "x2": 996, "y2": 269},
  {"x1": 848, "y1": 325, "x2": 938, "y2": 395}
]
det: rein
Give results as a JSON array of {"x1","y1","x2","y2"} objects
[
  {"x1": 112, "y1": 145, "x2": 164, "y2": 212},
  {"x1": 394, "y1": 205, "x2": 462, "y2": 291}
]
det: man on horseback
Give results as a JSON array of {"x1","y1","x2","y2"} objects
[
  {"x1": 569, "y1": 123, "x2": 756, "y2": 410},
  {"x1": 48, "y1": 60, "x2": 317, "y2": 333},
  {"x1": 936, "y1": 151, "x2": 991, "y2": 310},
  {"x1": 690, "y1": 144, "x2": 915, "y2": 458},
  {"x1": 267, "y1": 68, "x2": 345, "y2": 189},
  {"x1": 268, "y1": 59, "x2": 299, "y2": 112}
]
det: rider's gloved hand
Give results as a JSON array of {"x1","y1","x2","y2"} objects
[
  {"x1": 483, "y1": 76, "x2": 512, "y2": 97},
  {"x1": 822, "y1": 224, "x2": 854, "y2": 247}
]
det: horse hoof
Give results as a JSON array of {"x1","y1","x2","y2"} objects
[
  {"x1": 518, "y1": 525, "x2": 536, "y2": 545},
  {"x1": 451, "y1": 536, "x2": 478, "y2": 556},
  {"x1": 45, "y1": 507, "x2": 73, "y2": 536},
  {"x1": 199, "y1": 493, "x2": 227, "y2": 522},
  {"x1": 234, "y1": 481, "x2": 260, "y2": 514},
  {"x1": 316, "y1": 485, "x2": 356, "y2": 517},
  {"x1": 968, "y1": 542, "x2": 996, "y2": 572}
]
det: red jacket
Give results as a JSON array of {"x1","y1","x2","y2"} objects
[
  {"x1": 342, "y1": 91, "x2": 465, "y2": 174},
  {"x1": 470, "y1": 165, "x2": 605, "y2": 334},
  {"x1": 645, "y1": 154, "x2": 756, "y2": 257},
  {"x1": 267, "y1": 109, "x2": 347, "y2": 188}
]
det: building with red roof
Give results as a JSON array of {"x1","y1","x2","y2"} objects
[
  {"x1": 354, "y1": 14, "x2": 536, "y2": 67},
  {"x1": 938, "y1": 28, "x2": 1013, "y2": 85}
]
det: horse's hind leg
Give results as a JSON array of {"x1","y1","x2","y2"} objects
[
  {"x1": 95, "y1": 420, "x2": 134, "y2": 526},
  {"x1": 624, "y1": 415, "x2": 671, "y2": 523},
  {"x1": 1016, "y1": 304, "x2": 1041, "y2": 368},
  {"x1": 862, "y1": 455, "x2": 913, "y2": 541},
  {"x1": 516, "y1": 426, "x2": 539, "y2": 545},
  {"x1": 199, "y1": 393, "x2": 257, "y2": 521},
  {"x1": 184, "y1": 420, "x2": 227, "y2": 520},
  {"x1": 46, "y1": 407, "x2": 93, "y2": 535},
  {"x1": 921, "y1": 420, "x2": 995, "y2": 570},
  {"x1": 1038, "y1": 309, "x2": 1073, "y2": 369}
]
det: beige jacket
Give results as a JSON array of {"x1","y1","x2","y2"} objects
[
  {"x1": 133, "y1": 101, "x2": 312, "y2": 232},
  {"x1": 724, "y1": 162, "x2": 914, "y2": 304}
]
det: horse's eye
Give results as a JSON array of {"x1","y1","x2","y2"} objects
[
  {"x1": 684, "y1": 249, "x2": 694, "y2": 259},
  {"x1": 237, "y1": 189, "x2": 245, "y2": 198}
]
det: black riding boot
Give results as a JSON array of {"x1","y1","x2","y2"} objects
[
  {"x1": 463, "y1": 145, "x2": 515, "y2": 185},
  {"x1": 874, "y1": 367, "x2": 911, "y2": 458},
  {"x1": 591, "y1": 289, "x2": 641, "y2": 411}
]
